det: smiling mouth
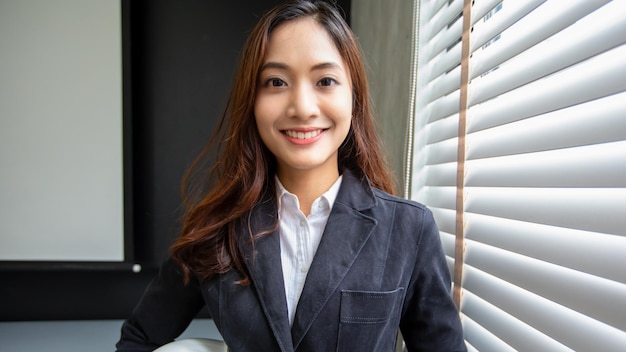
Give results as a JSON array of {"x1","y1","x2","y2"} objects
[{"x1": 282, "y1": 129, "x2": 326, "y2": 140}]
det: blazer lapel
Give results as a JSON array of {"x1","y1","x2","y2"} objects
[
  {"x1": 290, "y1": 171, "x2": 378, "y2": 349},
  {"x1": 241, "y1": 199, "x2": 294, "y2": 352}
]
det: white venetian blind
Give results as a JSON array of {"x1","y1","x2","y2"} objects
[
  {"x1": 411, "y1": 0, "x2": 464, "y2": 285},
  {"x1": 410, "y1": 0, "x2": 626, "y2": 350}
]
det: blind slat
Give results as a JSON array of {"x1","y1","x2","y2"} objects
[
  {"x1": 469, "y1": 0, "x2": 626, "y2": 104},
  {"x1": 461, "y1": 314, "x2": 517, "y2": 352},
  {"x1": 469, "y1": 0, "x2": 610, "y2": 79},
  {"x1": 423, "y1": 162, "x2": 457, "y2": 187},
  {"x1": 465, "y1": 141, "x2": 626, "y2": 187},
  {"x1": 424, "y1": 114, "x2": 459, "y2": 144},
  {"x1": 426, "y1": 88, "x2": 460, "y2": 123},
  {"x1": 424, "y1": 113, "x2": 459, "y2": 144},
  {"x1": 465, "y1": 340, "x2": 478, "y2": 352},
  {"x1": 426, "y1": 65, "x2": 461, "y2": 103},
  {"x1": 426, "y1": 13, "x2": 463, "y2": 62},
  {"x1": 462, "y1": 290, "x2": 571, "y2": 351},
  {"x1": 465, "y1": 187, "x2": 626, "y2": 236},
  {"x1": 425, "y1": 0, "x2": 463, "y2": 43},
  {"x1": 463, "y1": 265, "x2": 626, "y2": 351},
  {"x1": 424, "y1": 137, "x2": 458, "y2": 165},
  {"x1": 465, "y1": 213, "x2": 626, "y2": 283},
  {"x1": 470, "y1": 0, "x2": 545, "y2": 51},
  {"x1": 467, "y1": 43, "x2": 626, "y2": 132},
  {"x1": 470, "y1": 0, "x2": 505, "y2": 27},
  {"x1": 423, "y1": 0, "x2": 449, "y2": 20},
  {"x1": 419, "y1": 186, "x2": 456, "y2": 211},
  {"x1": 465, "y1": 239, "x2": 626, "y2": 329},
  {"x1": 427, "y1": 206, "x2": 456, "y2": 235},
  {"x1": 428, "y1": 41, "x2": 463, "y2": 83},
  {"x1": 466, "y1": 92, "x2": 626, "y2": 159}
]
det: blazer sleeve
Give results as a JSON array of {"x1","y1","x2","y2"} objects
[
  {"x1": 116, "y1": 258, "x2": 206, "y2": 352},
  {"x1": 399, "y1": 207, "x2": 467, "y2": 352}
]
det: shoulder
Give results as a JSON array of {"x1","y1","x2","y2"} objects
[
  {"x1": 368, "y1": 187, "x2": 437, "y2": 238},
  {"x1": 371, "y1": 187, "x2": 431, "y2": 215},
  {"x1": 337, "y1": 170, "x2": 433, "y2": 222}
]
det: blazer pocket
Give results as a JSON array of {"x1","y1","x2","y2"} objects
[{"x1": 337, "y1": 288, "x2": 405, "y2": 351}]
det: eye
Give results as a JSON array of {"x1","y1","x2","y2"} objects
[
  {"x1": 265, "y1": 78, "x2": 286, "y2": 87},
  {"x1": 317, "y1": 77, "x2": 337, "y2": 87}
]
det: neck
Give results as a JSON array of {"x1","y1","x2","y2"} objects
[{"x1": 277, "y1": 168, "x2": 340, "y2": 216}]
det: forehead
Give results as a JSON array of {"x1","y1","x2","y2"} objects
[{"x1": 264, "y1": 18, "x2": 344, "y2": 64}]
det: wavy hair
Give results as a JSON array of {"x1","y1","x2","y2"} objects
[{"x1": 170, "y1": 0, "x2": 395, "y2": 284}]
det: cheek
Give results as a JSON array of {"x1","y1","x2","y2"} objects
[
  {"x1": 254, "y1": 116, "x2": 271, "y2": 146},
  {"x1": 342, "y1": 86, "x2": 354, "y2": 113},
  {"x1": 254, "y1": 93, "x2": 284, "y2": 118},
  {"x1": 338, "y1": 92, "x2": 354, "y2": 125}
]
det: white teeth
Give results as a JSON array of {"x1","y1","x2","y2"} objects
[{"x1": 285, "y1": 129, "x2": 322, "y2": 140}]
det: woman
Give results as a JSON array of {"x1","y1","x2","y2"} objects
[{"x1": 117, "y1": 1, "x2": 465, "y2": 351}]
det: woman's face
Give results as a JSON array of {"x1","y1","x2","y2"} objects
[{"x1": 254, "y1": 18, "x2": 353, "y2": 180}]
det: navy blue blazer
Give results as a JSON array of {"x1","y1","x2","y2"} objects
[{"x1": 117, "y1": 171, "x2": 466, "y2": 351}]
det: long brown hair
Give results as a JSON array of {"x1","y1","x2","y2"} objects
[{"x1": 171, "y1": 0, "x2": 395, "y2": 284}]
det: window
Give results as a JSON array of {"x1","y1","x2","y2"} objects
[{"x1": 409, "y1": 0, "x2": 626, "y2": 350}]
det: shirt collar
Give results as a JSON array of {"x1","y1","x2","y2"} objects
[{"x1": 275, "y1": 175, "x2": 343, "y2": 212}]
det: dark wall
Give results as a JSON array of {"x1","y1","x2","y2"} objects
[
  {"x1": 131, "y1": 0, "x2": 286, "y2": 266},
  {"x1": 0, "y1": 0, "x2": 350, "y2": 321}
]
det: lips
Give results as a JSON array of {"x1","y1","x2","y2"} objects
[{"x1": 281, "y1": 128, "x2": 328, "y2": 145}]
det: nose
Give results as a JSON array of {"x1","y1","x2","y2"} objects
[{"x1": 287, "y1": 83, "x2": 320, "y2": 120}]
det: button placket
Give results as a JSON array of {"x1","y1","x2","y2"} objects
[{"x1": 297, "y1": 213, "x2": 309, "y2": 275}]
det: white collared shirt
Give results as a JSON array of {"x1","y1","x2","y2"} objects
[{"x1": 276, "y1": 175, "x2": 343, "y2": 326}]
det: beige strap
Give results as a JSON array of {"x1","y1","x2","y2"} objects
[{"x1": 453, "y1": 0, "x2": 472, "y2": 309}]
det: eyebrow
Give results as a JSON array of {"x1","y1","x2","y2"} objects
[{"x1": 259, "y1": 61, "x2": 342, "y2": 72}]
